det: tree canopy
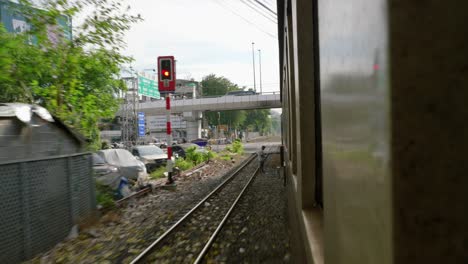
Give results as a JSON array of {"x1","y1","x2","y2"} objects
[
  {"x1": 200, "y1": 74, "x2": 272, "y2": 136},
  {"x1": 0, "y1": 0, "x2": 141, "y2": 149}
]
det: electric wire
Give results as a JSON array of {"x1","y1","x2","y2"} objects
[
  {"x1": 211, "y1": 0, "x2": 277, "y2": 39},
  {"x1": 239, "y1": 0, "x2": 277, "y2": 23},
  {"x1": 244, "y1": 0, "x2": 277, "y2": 19},
  {"x1": 249, "y1": 0, "x2": 277, "y2": 16}
]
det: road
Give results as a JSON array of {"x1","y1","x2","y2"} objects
[{"x1": 209, "y1": 136, "x2": 281, "y2": 153}]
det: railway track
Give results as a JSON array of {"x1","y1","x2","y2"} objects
[{"x1": 130, "y1": 153, "x2": 260, "y2": 264}]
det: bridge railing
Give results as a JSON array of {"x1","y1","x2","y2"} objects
[{"x1": 135, "y1": 92, "x2": 281, "y2": 114}]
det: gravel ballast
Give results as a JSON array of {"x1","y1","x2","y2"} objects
[
  {"x1": 25, "y1": 156, "x2": 248, "y2": 264},
  {"x1": 203, "y1": 148, "x2": 291, "y2": 263}
]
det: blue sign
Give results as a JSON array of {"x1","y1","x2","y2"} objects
[{"x1": 137, "y1": 112, "x2": 145, "y2": 137}]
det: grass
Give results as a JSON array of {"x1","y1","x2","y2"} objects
[
  {"x1": 149, "y1": 166, "x2": 167, "y2": 179},
  {"x1": 95, "y1": 182, "x2": 116, "y2": 210},
  {"x1": 175, "y1": 158, "x2": 194, "y2": 171}
]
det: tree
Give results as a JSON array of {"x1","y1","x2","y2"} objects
[
  {"x1": 201, "y1": 74, "x2": 246, "y2": 132},
  {"x1": 201, "y1": 74, "x2": 239, "y2": 96},
  {"x1": 243, "y1": 109, "x2": 272, "y2": 136},
  {"x1": 0, "y1": 0, "x2": 142, "y2": 149}
]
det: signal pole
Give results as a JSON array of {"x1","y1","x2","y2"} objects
[
  {"x1": 252, "y1": 42, "x2": 256, "y2": 91},
  {"x1": 165, "y1": 93, "x2": 173, "y2": 184},
  {"x1": 158, "y1": 56, "x2": 176, "y2": 186},
  {"x1": 258, "y1": 49, "x2": 262, "y2": 94}
]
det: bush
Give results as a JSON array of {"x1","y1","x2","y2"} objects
[
  {"x1": 95, "y1": 182, "x2": 115, "y2": 210},
  {"x1": 232, "y1": 139, "x2": 244, "y2": 154},
  {"x1": 175, "y1": 158, "x2": 194, "y2": 171},
  {"x1": 220, "y1": 154, "x2": 232, "y2": 161},
  {"x1": 224, "y1": 139, "x2": 244, "y2": 155},
  {"x1": 185, "y1": 146, "x2": 203, "y2": 164},
  {"x1": 202, "y1": 150, "x2": 217, "y2": 162}
]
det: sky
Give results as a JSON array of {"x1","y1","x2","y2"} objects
[{"x1": 121, "y1": 0, "x2": 280, "y2": 93}]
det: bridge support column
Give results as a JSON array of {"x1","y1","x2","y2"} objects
[{"x1": 183, "y1": 111, "x2": 202, "y2": 141}]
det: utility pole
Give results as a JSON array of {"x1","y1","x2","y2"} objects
[
  {"x1": 252, "y1": 42, "x2": 256, "y2": 91},
  {"x1": 258, "y1": 49, "x2": 263, "y2": 94}
]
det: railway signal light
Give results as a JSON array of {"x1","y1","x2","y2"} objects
[{"x1": 157, "y1": 56, "x2": 176, "y2": 92}]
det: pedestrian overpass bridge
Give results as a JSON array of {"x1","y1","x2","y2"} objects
[
  {"x1": 115, "y1": 92, "x2": 281, "y2": 141},
  {"x1": 137, "y1": 92, "x2": 281, "y2": 115}
]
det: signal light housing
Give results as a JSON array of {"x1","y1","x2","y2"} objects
[{"x1": 157, "y1": 56, "x2": 176, "y2": 92}]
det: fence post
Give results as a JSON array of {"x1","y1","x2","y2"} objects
[
  {"x1": 88, "y1": 154, "x2": 96, "y2": 210},
  {"x1": 67, "y1": 156, "x2": 76, "y2": 225},
  {"x1": 19, "y1": 162, "x2": 31, "y2": 260}
]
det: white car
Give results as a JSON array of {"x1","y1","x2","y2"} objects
[
  {"x1": 131, "y1": 145, "x2": 168, "y2": 172},
  {"x1": 97, "y1": 149, "x2": 148, "y2": 186}
]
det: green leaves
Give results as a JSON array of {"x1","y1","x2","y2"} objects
[
  {"x1": 0, "y1": 0, "x2": 140, "y2": 150},
  {"x1": 200, "y1": 74, "x2": 272, "y2": 135}
]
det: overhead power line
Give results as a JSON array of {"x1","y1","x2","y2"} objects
[
  {"x1": 240, "y1": 0, "x2": 277, "y2": 23},
  {"x1": 212, "y1": 0, "x2": 277, "y2": 39},
  {"x1": 249, "y1": 0, "x2": 277, "y2": 16}
]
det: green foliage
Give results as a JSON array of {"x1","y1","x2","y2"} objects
[
  {"x1": 217, "y1": 140, "x2": 243, "y2": 163},
  {"x1": 200, "y1": 74, "x2": 273, "y2": 136},
  {"x1": 201, "y1": 74, "x2": 240, "y2": 96},
  {"x1": 95, "y1": 182, "x2": 115, "y2": 210},
  {"x1": 231, "y1": 139, "x2": 244, "y2": 154},
  {"x1": 150, "y1": 167, "x2": 166, "y2": 179},
  {"x1": 223, "y1": 140, "x2": 244, "y2": 155},
  {"x1": 224, "y1": 145, "x2": 232, "y2": 152},
  {"x1": 203, "y1": 150, "x2": 217, "y2": 162},
  {"x1": 175, "y1": 158, "x2": 194, "y2": 171},
  {"x1": 185, "y1": 146, "x2": 203, "y2": 165},
  {"x1": 184, "y1": 147, "x2": 216, "y2": 166},
  {"x1": 201, "y1": 74, "x2": 246, "y2": 131},
  {"x1": 243, "y1": 109, "x2": 272, "y2": 135},
  {"x1": 220, "y1": 154, "x2": 232, "y2": 161},
  {"x1": 0, "y1": 0, "x2": 142, "y2": 150}
]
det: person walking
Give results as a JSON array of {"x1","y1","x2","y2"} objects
[{"x1": 258, "y1": 145, "x2": 267, "y2": 173}]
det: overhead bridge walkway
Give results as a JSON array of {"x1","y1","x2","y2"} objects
[{"x1": 137, "y1": 92, "x2": 281, "y2": 115}]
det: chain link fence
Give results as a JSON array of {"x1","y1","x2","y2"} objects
[{"x1": 0, "y1": 152, "x2": 95, "y2": 263}]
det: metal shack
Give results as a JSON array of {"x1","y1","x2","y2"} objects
[{"x1": 0, "y1": 103, "x2": 96, "y2": 263}]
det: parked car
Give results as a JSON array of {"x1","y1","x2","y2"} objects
[
  {"x1": 97, "y1": 149, "x2": 148, "y2": 184},
  {"x1": 131, "y1": 145, "x2": 168, "y2": 172},
  {"x1": 172, "y1": 143, "x2": 207, "y2": 158},
  {"x1": 92, "y1": 153, "x2": 123, "y2": 190},
  {"x1": 191, "y1": 138, "x2": 208, "y2": 147}
]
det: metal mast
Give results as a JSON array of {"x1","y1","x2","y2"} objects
[
  {"x1": 252, "y1": 42, "x2": 256, "y2": 91},
  {"x1": 258, "y1": 49, "x2": 262, "y2": 94},
  {"x1": 121, "y1": 77, "x2": 139, "y2": 149}
]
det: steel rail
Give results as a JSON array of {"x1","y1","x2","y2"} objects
[
  {"x1": 115, "y1": 186, "x2": 152, "y2": 205},
  {"x1": 193, "y1": 166, "x2": 260, "y2": 263},
  {"x1": 130, "y1": 153, "x2": 257, "y2": 264}
]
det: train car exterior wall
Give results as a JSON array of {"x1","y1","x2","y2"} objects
[{"x1": 278, "y1": 0, "x2": 468, "y2": 263}]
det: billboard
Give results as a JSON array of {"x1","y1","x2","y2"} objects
[
  {"x1": 147, "y1": 115, "x2": 186, "y2": 130},
  {"x1": 138, "y1": 75, "x2": 160, "y2": 99}
]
